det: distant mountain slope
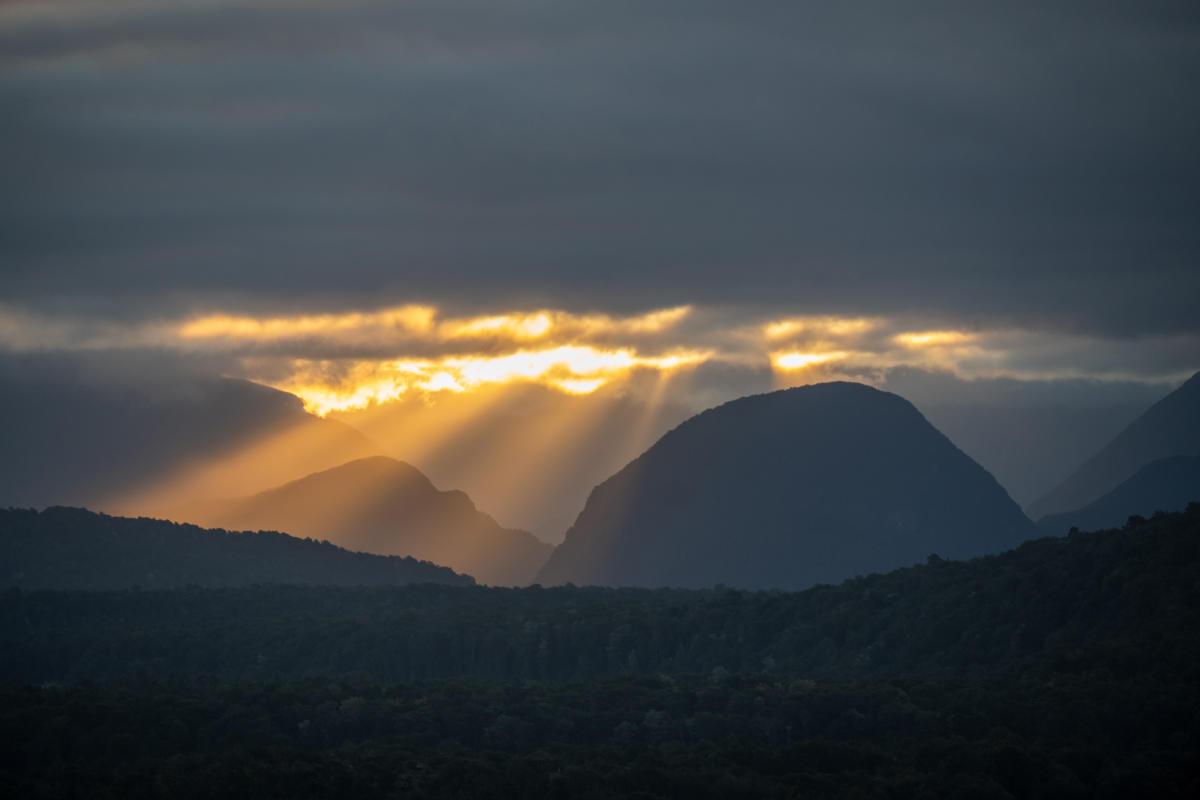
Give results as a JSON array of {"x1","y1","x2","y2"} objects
[
  {"x1": 1038, "y1": 455, "x2": 1200, "y2": 535},
  {"x1": 0, "y1": 364, "x2": 379, "y2": 512},
  {"x1": 1027, "y1": 371, "x2": 1200, "y2": 519},
  {"x1": 193, "y1": 457, "x2": 552, "y2": 586},
  {"x1": 918, "y1": 401, "x2": 1150, "y2": 506},
  {"x1": 877, "y1": 366, "x2": 1170, "y2": 506},
  {"x1": 0, "y1": 506, "x2": 472, "y2": 590},
  {"x1": 537, "y1": 382, "x2": 1035, "y2": 589}
]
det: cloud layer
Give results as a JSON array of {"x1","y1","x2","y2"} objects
[
  {"x1": 3, "y1": 1, "x2": 1198, "y2": 342},
  {"x1": 2, "y1": 300, "x2": 1195, "y2": 418}
]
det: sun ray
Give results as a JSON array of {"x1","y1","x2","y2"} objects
[{"x1": 102, "y1": 414, "x2": 380, "y2": 521}]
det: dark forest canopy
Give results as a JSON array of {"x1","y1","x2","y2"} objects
[
  {"x1": 2, "y1": 506, "x2": 1199, "y2": 799},
  {"x1": 5, "y1": 505, "x2": 1197, "y2": 685},
  {"x1": 0, "y1": 506, "x2": 473, "y2": 590},
  {"x1": 6, "y1": 669, "x2": 1197, "y2": 800}
]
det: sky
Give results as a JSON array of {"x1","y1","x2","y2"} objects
[{"x1": 2, "y1": 1, "x2": 1198, "y2": 535}]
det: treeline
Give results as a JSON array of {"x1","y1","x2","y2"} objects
[
  {"x1": 4, "y1": 671, "x2": 1197, "y2": 799},
  {"x1": 0, "y1": 506, "x2": 473, "y2": 590},
  {"x1": 3, "y1": 508, "x2": 1199, "y2": 797},
  {"x1": 4, "y1": 505, "x2": 1198, "y2": 684}
]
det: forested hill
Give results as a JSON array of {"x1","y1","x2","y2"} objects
[
  {"x1": 5, "y1": 505, "x2": 1197, "y2": 684},
  {"x1": 0, "y1": 507, "x2": 473, "y2": 590}
]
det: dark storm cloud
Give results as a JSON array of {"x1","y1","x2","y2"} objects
[{"x1": 2, "y1": 1, "x2": 1199, "y2": 342}]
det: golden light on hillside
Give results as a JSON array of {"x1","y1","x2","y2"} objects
[{"x1": 105, "y1": 412, "x2": 382, "y2": 519}]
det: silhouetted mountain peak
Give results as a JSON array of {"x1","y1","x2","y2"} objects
[
  {"x1": 538, "y1": 381, "x2": 1035, "y2": 589},
  {"x1": 258, "y1": 456, "x2": 439, "y2": 499}
]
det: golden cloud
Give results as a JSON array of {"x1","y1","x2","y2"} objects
[
  {"x1": 176, "y1": 304, "x2": 693, "y2": 350},
  {"x1": 770, "y1": 351, "x2": 849, "y2": 371},
  {"x1": 762, "y1": 316, "x2": 878, "y2": 341},
  {"x1": 6, "y1": 301, "x2": 1177, "y2": 414},
  {"x1": 177, "y1": 305, "x2": 438, "y2": 343},
  {"x1": 266, "y1": 345, "x2": 712, "y2": 416},
  {"x1": 893, "y1": 330, "x2": 977, "y2": 348}
]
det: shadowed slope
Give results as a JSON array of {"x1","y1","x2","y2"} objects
[
  {"x1": 1038, "y1": 455, "x2": 1200, "y2": 535},
  {"x1": 194, "y1": 457, "x2": 551, "y2": 586},
  {"x1": 538, "y1": 382, "x2": 1035, "y2": 589},
  {"x1": 1028, "y1": 371, "x2": 1200, "y2": 519},
  {"x1": 0, "y1": 506, "x2": 472, "y2": 590}
]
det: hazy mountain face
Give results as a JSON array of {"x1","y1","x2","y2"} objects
[
  {"x1": 874, "y1": 368, "x2": 1169, "y2": 506},
  {"x1": 191, "y1": 456, "x2": 552, "y2": 586},
  {"x1": 1038, "y1": 455, "x2": 1200, "y2": 535},
  {"x1": 915, "y1": 404, "x2": 1149, "y2": 506},
  {"x1": 538, "y1": 382, "x2": 1036, "y2": 589},
  {"x1": 0, "y1": 357, "x2": 379, "y2": 514},
  {"x1": 1028, "y1": 371, "x2": 1200, "y2": 519}
]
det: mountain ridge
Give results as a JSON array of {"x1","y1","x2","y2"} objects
[
  {"x1": 1027, "y1": 370, "x2": 1200, "y2": 519},
  {"x1": 0, "y1": 505, "x2": 473, "y2": 590},
  {"x1": 190, "y1": 456, "x2": 551, "y2": 586},
  {"x1": 1038, "y1": 454, "x2": 1200, "y2": 535},
  {"x1": 538, "y1": 382, "x2": 1035, "y2": 589}
]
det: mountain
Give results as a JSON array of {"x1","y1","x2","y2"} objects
[
  {"x1": 1027, "y1": 371, "x2": 1200, "y2": 519},
  {"x1": 537, "y1": 382, "x2": 1036, "y2": 589},
  {"x1": 0, "y1": 361, "x2": 379, "y2": 513},
  {"x1": 0, "y1": 506, "x2": 472, "y2": 590},
  {"x1": 191, "y1": 457, "x2": 552, "y2": 586},
  {"x1": 1038, "y1": 455, "x2": 1200, "y2": 535}
]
